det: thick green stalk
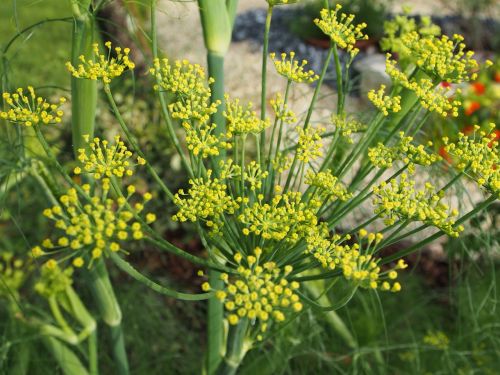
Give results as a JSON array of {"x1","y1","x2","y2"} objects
[
  {"x1": 215, "y1": 320, "x2": 250, "y2": 375},
  {"x1": 87, "y1": 259, "x2": 128, "y2": 375},
  {"x1": 332, "y1": 44, "x2": 344, "y2": 115},
  {"x1": 259, "y1": 5, "x2": 273, "y2": 159},
  {"x1": 70, "y1": 2, "x2": 97, "y2": 151},
  {"x1": 197, "y1": 2, "x2": 237, "y2": 372},
  {"x1": 207, "y1": 52, "x2": 226, "y2": 141},
  {"x1": 69, "y1": 3, "x2": 129, "y2": 372},
  {"x1": 42, "y1": 336, "x2": 90, "y2": 375}
]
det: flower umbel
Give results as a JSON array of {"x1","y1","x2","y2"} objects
[
  {"x1": 204, "y1": 248, "x2": 302, "y2": 338},
  {"x1": 1, "y1": 87, "x2": 65, "y2": 126},
  {"x1": 270, "y1": 52, "x2": 319, "y2": 83},
  {"x1": 314, "y1": 5, "x2": 368, "y2": 56},
  {"x1": 75, "y1": 135, "x2": 145, "y2": 179},
  {"x1": 38, "y1": 180, "x2": 155, "y2": 268},
  {"x1": 66, "y1": 42, "x2": 135, "y2": 83}
]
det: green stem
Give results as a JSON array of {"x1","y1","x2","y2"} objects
[
  {"x1": 216, "y1": 320, "x2": 250, "y2": 375},
  {"x1": 382, "y1": 195, "x2": 497, "y2": 264},
  {"x1": 207, "y1": 51, "x2": 226, "y2": 160},
  {"x1": 259, "y1": 5, "x2": 273, "y2": 160},
  {"x1": 42, "y1": 336, "x2": 90, "y2": 375},
  {"x1": 332, "y1": 44, "x2": 343, "y2": 115},
  {"x1": 103, "y1": 85, "x2": 175, "y2": 200},
  {"x1": 207, "y1": 270, "x2": 225, "y2": 374},
  {"x1": 110, "y1": 252, "x2": 213, "y2": 300},
  {"x1": 88, "y1": 330, "x2": 98, "y2": 375},
  {"x1": 70, "y1": 7, "x2": 97, "y2": 153}
]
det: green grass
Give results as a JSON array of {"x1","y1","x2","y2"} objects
[{"x1": 0, "y1": 0, "x2": 73, "y2": 89}]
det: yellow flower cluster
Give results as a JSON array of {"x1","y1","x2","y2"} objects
[
  {"x1": 75, "y1": 135, "x2": 145, "y2": 179},
  {"x1": 270, "y1": 93, "x2": 297, "y2": 124},
  {"x1": 270, "y1": 52, "x2": 319, "y2": 83},
  {"x1": 296, "y1": 126, "x2": 325, "y2": 163},
  {"x1": 223, "y1": 95, "x2": 270, "y2": 135},
  {"x1": 331, "y1": 115, "x2": 366, "y2": 144},
  {"x1": 423, "y1": 330, "x2": 450, "y2": 350},
  {"x1": 172, "y1": 171, "x2": 239, "y2": 230},
  {"x1": 238, "y1": 190, "x2": 320, "y2": 242},
  {"x1": 34, "y1": 181, "x2": 155, "y2": 268},
  {"x1": 1, "y1": 87, "x2": 65, "y2": 126},
  {"x1": 66, "y1": 42, "x2": 135, "y2": 84},
  {"x1": 243, "y1": 161, "x2": 269, "y2": 191},
  {"x1": 218, "y1": 159, "x2": 242, "y2": 180},
  {"x1": 272, "y1": 153, "x2": 293, "y2": 173},
  {"x1": 203, "y1": 248, "x2": 302, "y2": 336},
  {"x1": 368, "y1": 132, "x2": 440, "y2": 173},
  {"x1": 0, "y1": 251, "x2": 30, "y2": 297},
  {"x1": 386, "y1": 57, "x2": 462, "y2": 117},
  {"x1": 314, "y1": 5, "x2": 368, "y2": 56},
  {"x1": 305, "y1": 170, "x2": 352, "y2": 202},
  {"x1": 381, "y1": 14, "x2": 441, "y2": 59},
  {"x1": 443, "y1": 125, "x2": 499, "y2": 195},
  {"x1": 367, "y1": 85, "x2": 402, "y2": 116},
  {"x1": 402, "y1": 32, "x2": 478, "y2": 83},
  {"x1": 305, "y1": 226, "x2": 404, "y2": 291},
  {"x1": 150, "y1": 58, "x2": 218, "y2": 123},
  {"x1": 34, "y1": 261, "x2": 73, "y2": 299},
  {"x1": 183, "y1": 122, "x2": 231, "y2": 158},
  {"x1": 373, "y1": 174, "x2": 463, "y2": 237}
]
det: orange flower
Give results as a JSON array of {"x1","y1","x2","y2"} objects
[
  {"x1": 440, "y1": 81, "x2": 451, "y2": 88},
  {"x1": 439, "y1": 146, "x2": 452, "y2": 164},
  {"x1": 495, "y1": 72, "x2": 500, "y2": 83},
  {"x1": 488, "y1": 129, "x2": 500, "y2": 148},
  {"x1": 465, "y1": 101, "x2": 481, "y2": 116},
  {"x1": 462, "y1": 125, "x2": 475, "y2": 135},
  {"x1": 471, "y1": 82, "x2": 485, "y2": 95}
]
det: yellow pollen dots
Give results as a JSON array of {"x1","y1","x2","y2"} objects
[
  {"x1": 223, "y1": 95, "x2": 270, "y2": 135},
  {"x1": 183, "y1": 122, "x2": 230, "y2": 158},
  {"x1": 150, "y1": 58, "x2": 217, "y2": 123},
  {"x1": 296, "y1": 126, "x2": 325, "y2": 163},
  {"x1": 305, "y1": 170, "x2": 352, "y2": 202},
  {"x1": 314, "y1": 5, "x2": 368, "y2": 57},
  {"x1": 270, "y1": 52, "x2": 319, "y2": 83},
  {"x1": 1, "y1": 87, "x2": 65, "y2": 126},
  {"x1": 172, "y1": 170, "x2": 239, "y2": 232},
  {"x1": 402, "y1": 32, "x2": 478, "y2": 83},
  {"x1": 75, "y1": 135, "x2": 145, "y2": 179},
  {"x1": 205, "y1": 249, "x2": 302, "y2": 335},
  {"x1": 238, "y1": 191, "x2": 320, "y2": 242},
  {"x1": 270, "y1": 93, "x2": 297, "y2": 124},
  {"x1": 66, "y1": 42, "x2": 135, "y2": 84},
  {"x1": 443, "y1": 125, "x2": 499, "y2": 195},
  {"x1": 385, "y1": 56, "x2": 462, "y2": 118},
  {"x1": 368, "y1": 132, "x2": 440, "y2": 173},
  {"x1": 367, "y1": 85, "x2": 402, "y2": 116},
  {"x1": 305, "y1": 226, "x2": 402, "y2": 291},
  {"x1": 331, "y1": 114, "x2": 366, "y2": 144},
  {"x1": 38, "y1": 181, "x2": 155, "y2": 268},
  {"x1": 243, "y1": 161, "x2": 269, "y2": 191},
  {"x1": 0, "y1": 251, "x2": 30, "y2": 297},
  {"x1": 373, "y1": 174, "x2": 463, "y2": 237}
]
